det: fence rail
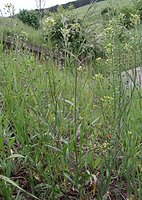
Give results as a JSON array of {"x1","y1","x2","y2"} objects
[{"x1": 3, "y1": 37, "x2": 48, "y2": 60}]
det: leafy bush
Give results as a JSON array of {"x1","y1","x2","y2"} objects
[
  {"x1": 135, "y1": 0, "x2": 142, "y2": 20},
  {"x1": 101, "y1": 6, "x2": 116, "y2": 21},
  {"x1": 17, "y1": 9, "x2": 40, "y2": 29},
  {"x1": 43, "y1": 7, "x2": 83, "y2": 49},
  {"x1": 118, "y1": 7, "x2": 137, "y2": 28},
  {"x1": 101, "y1": 6, "x2": 116, "y2": 16},
  {"x1": 42, "y1": 7, "x2": 103, "y2": 60}
]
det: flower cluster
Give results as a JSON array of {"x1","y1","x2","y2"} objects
[
  {"x1": 96, "y1": 57, "x2": 102, "y2": 63},
  {"x1": 93, "y1": 73, "x2": 103, "y2": 81},
  {"x1": 104, "y1": 25, "x2": 114, "y2": 36},
  {"x1": 105, "y1": 43, "x2": 113, "y2": 53},
  {"x1": 19, "y1": 31, "x2": 28, "y2": 40},
  {"x1": 44, "y1": 17, "x2": 55, "y2": 27},
  {"x1": 130, "y1": 14, "x2": 140, "y2": 26},
  {"x1": 77, "y1": 66, "x2": 83, "y2": 72},
  {"x1": 124, "y1": 43, "x2": 132, "y2": 51},
  {"x1": 101, "y1": 96, "x2": 114, "y2": 104},
  {"x1": 61, "y1": 28, "x2": 70, "y2": 38}
]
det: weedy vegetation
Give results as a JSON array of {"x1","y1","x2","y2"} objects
[{"x1": 0, "y1": 0, "x2": 142, "y2": 199}]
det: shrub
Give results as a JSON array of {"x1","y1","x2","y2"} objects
[
  {"x1": 101, "y1": 6, "x2": 116, "y2": 21},
  {"x1": 135, "y1": 0, "x2": 142, "y2": 20},
  {"x1": 101, "y1": 6, "x2": 116, "y2": 16},
  {"x1": 17, "y1": 9, "x2": 40, "y2": 29},
  {"x1": 43, "y1": 7, "x2": 83, "y2": 49},
  {"x1": 42, "y1": 7, "x2": 104, "y2": 60},
  {"x1": 118, "y1": 7, "x2": 137, "y2": 28}
]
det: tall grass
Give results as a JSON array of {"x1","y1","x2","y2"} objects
[{"x1": 0, "y1": 2, "x2": 142, "y2": 200}]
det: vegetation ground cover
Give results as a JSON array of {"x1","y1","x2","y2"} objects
[{"x1": 0, "y1": 0, "x2": 142, "y2": 199}]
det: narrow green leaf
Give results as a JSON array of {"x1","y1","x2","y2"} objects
[
  {"x1": 0, "y1": 175, "x2": 39, "y2": 199},
  {"x1": 63, "y1": 172, "x2": 75, "y2": 185},
  {"x1": 6, "y1": 154, "x2": 25, "y2": 160}
]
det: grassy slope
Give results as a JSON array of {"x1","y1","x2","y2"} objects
[
  {"x1": 0, "y1": 17, "x2": 42, "y2": 45},
  {"x1": 75, "y1": 0, "x2": 134, "y2": 15}
]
